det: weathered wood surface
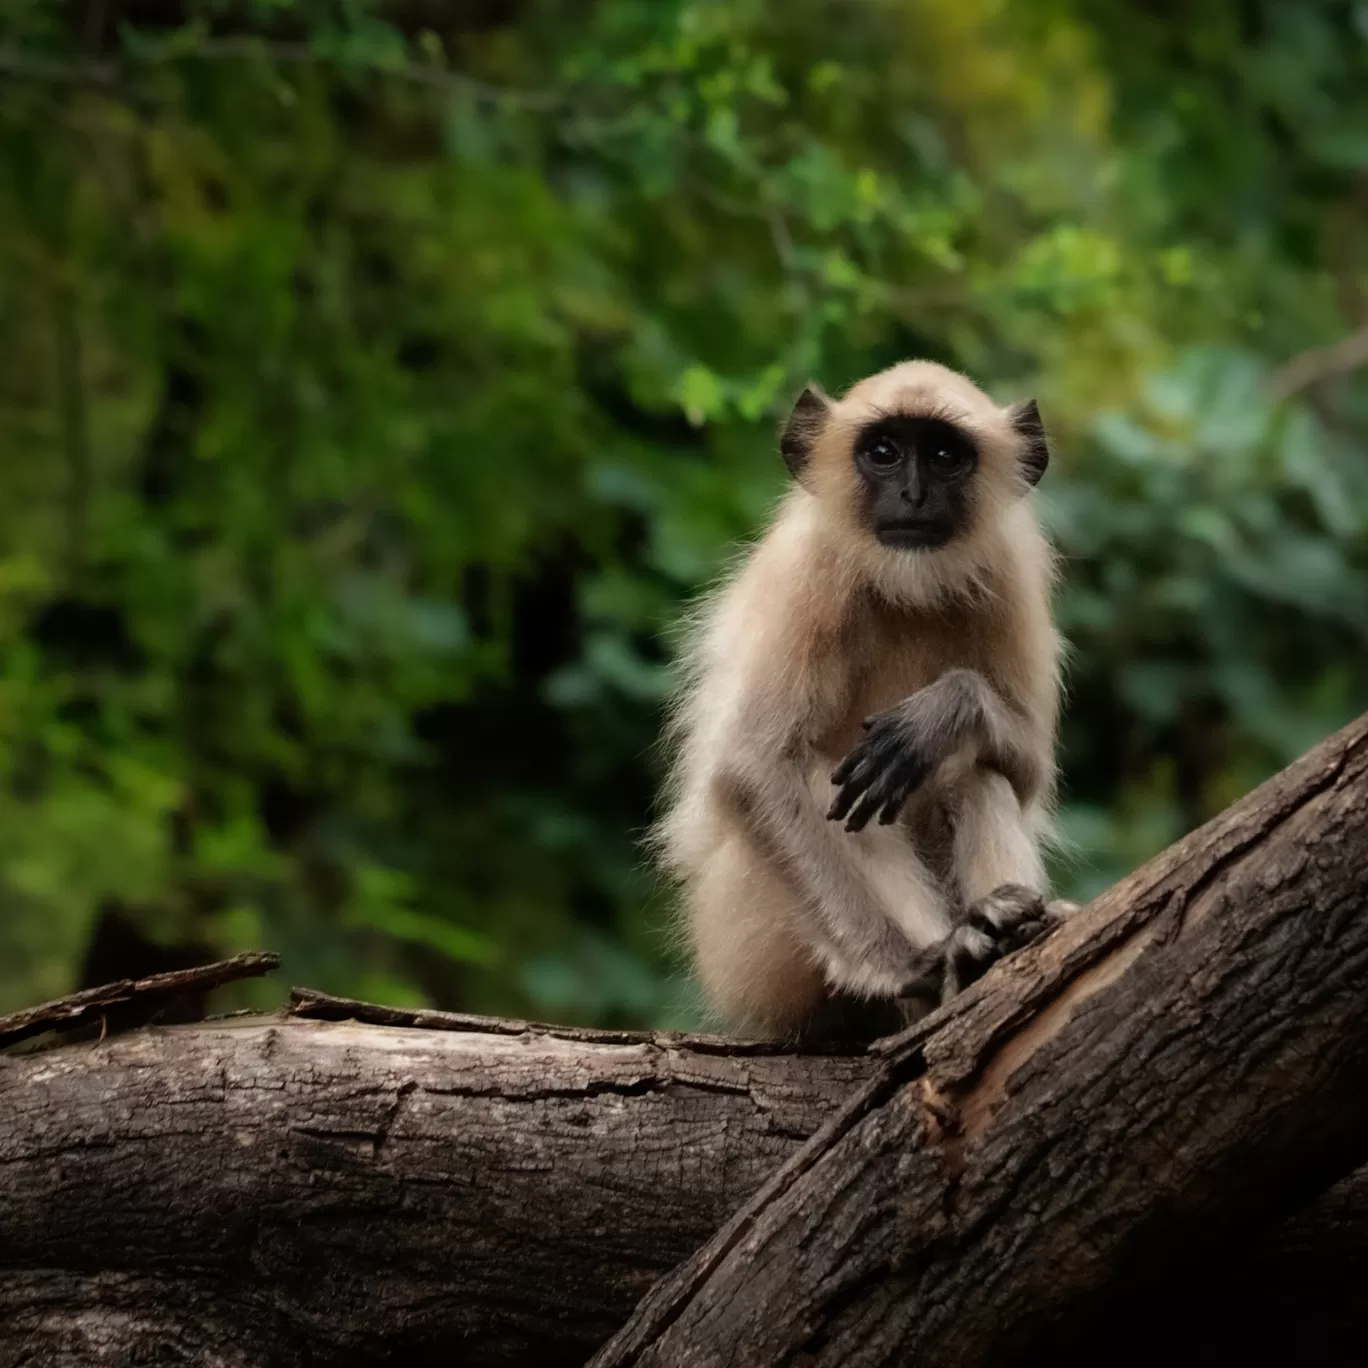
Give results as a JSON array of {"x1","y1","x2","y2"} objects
[
  {"x1": 592, "y1": 712, "x2": 1368, "y2": 1367},
  {"x1": 4, "y1": 1009, "x2": 1368, "y2": 1368},
  {"x1": 0, "y1": 1006, "x2": 869, "y2": 1367},
  {"x1": 1090, "y1": 1161, "x2": 1368, "y2": 1367}
]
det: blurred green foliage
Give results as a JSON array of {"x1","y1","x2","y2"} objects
[{"x1": 1, "y1": 0, "x2": 1365, "y2": 1026}]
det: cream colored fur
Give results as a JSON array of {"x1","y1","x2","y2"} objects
[{"x1": 654, "y1": 361, "x2": 1063, "y2": 1038}]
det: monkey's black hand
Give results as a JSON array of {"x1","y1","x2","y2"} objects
[
  {"x1": 827, "y1": 706, "x2": 933, "y2": 832},
  {"x1": 897, "y1": 885, "x2": 1062, "y2": 1008}
]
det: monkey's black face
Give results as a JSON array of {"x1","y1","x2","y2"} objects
[{"x1": 853, "y1": 416, "x2": 978, "y2": 551}]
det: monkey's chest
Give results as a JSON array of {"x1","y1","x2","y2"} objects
[{"x1": 818, "y1": 633, "x2": 980, "y2": 762}]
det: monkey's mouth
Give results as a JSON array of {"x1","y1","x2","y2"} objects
[{"x1": 875, "y1": 520, "x2": 954, "y2": 551}]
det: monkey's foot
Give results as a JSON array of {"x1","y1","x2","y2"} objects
[{"x1": 898, "y1": 884, "x2": 1064, "y2": 1008}]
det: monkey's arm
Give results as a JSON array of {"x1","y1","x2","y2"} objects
[
  {"x1": 827, "y1": 671, "x2": 1064, "y2": 1008},
  {"x1": 721, "y1": 747, "x2": 935, "y2": 995},
  {"x1": 828, "y1": 668, "x2": 1044, "y2": 833}
]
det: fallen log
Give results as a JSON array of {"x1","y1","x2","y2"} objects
[
  {"x1": 592, "y1": 712, "x2": 1368, "y2": 1367},
  {"x1": 4, "y1": 1011, "x2": 1368, "y2": 1368},
  {"x1": 1, "y1": 715, "x2": 1366, "y2": 1368},
  {"x1": 0, "y1": 999, "x2": 869, "y2": 1366}
]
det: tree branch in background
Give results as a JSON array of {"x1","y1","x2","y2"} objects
[
  {"x1": 1268, "y1": 323, "x2": 1368, "y2": 401},
  {"x1": 0, "y1": 41, "x2": 562, "y2": 108},
  {"x1": 0, "y1": 951, "x2": 277, "y2": 1049}
]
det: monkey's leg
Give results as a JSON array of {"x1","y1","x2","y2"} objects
[
  {"x1": 952, "y1": 765, "x2": 1047, "y2": 903},
  {"x1": 787, "y1": 822, "x2": 958, "y2": 1041},
  {"x1": 898, "y1": 769, "x2": 1078, "y2": 1010},
  {"x1": 686, "y1": 827, "x2": 946, "y2": 1039},
  {"x1": 687, "y1": 835, "x2": 830, "y2": 1038},
  {"x1": 723, "y1": 758, "x2": 941, "y2": 997}
]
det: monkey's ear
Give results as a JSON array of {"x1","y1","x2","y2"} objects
[
  {"x1": 1008, "y1": 398, "x2": 1050, "y2": 487},
  {"x1": 779, "y1": 384, "x2": 832, "y2": 484}
]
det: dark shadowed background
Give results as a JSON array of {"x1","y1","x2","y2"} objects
[{"x1": 1, "y1": 0, "x2": 1365, "y2": 1028}]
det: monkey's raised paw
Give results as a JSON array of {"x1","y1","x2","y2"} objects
[
  {"x1": 827, "y1": 708, "x2": 934, "y2": 832},
  {"x1": 897, "y1": 884, "x2": 1060, "y2": 1008}
]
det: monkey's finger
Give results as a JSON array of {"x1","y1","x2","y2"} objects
[
  {"x1": 843, "y1": 778, "x2": 898, "y2": 832},
  {"x1": 827, "y1": 784, "x2": 861, "y2": 822},
  {"x1": 862, "y1": 703, "x2": 905, "y2": 728},
  {"x1": 877, "y1": 784, "x2": 916, "y2": 825},
  {"x1": 831, "y1": 728, "x2": 920, "y2": 821},
  {"x1": 865, "y1": 719, "x2": 906, "y2": 750},
  {"x1": 842, "y1": 790, "x2": 881, "y2": 831},
  {"x1": 875, "y1": 768, "x2": 917, "y2": 824},
  {"x1": 829, "y1": 751, "x2": 863, "y2": 786},
  {"x1": 831, "y1": 726, "x2": 899, "y2": 785},
  {"x1": 830, "y1": 738, "x2": 883, "y2": 786},
  {"x1": 843, "y1": 744, "x2": 919, "y2": 826},
  {"x1": 829, "y1": 776, "x2": 881, "y2": 824},
  {"x1": 827, "y1": 749, "x2": 887, "y2": 810},
  {"x1": 827, "y1": 772, "x2": 861, "y2": 819},
  {"x1": 836, "y1": 751, "x2": 905, "y2": 824},
  {"x1": 875, "y1": 757, "x2": 932, "y2": 823},
  {"x1": 1003, "y1": 914, "x2": 1052, "y2": 951}
]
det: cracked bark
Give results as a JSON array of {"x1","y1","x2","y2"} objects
[
  {"x1": 2, "y1": 715, "x2": 1368, "y2": 1367},
  {"x1": 0, "y1": 1001, "x2": 870, "y2": 1367},
  {"x1": 592, "y1": 711, "x2": 1368, "y2": 1367}
]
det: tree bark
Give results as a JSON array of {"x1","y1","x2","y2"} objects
[
  {"x1": 0, "y1": 1001, "x2": 870, "y2": 1367},
  {"x1": 5, "y1": 1020, "x2": 1368, "y2": 1368},
  {"x1": 0, "y1": 952, "x2": 279, "y2": 1048},
  {"x1": 1, "y1": 715, "x2": 1367, "y2": 1368},
  {"x1": 592, "y1": 711, "x2": 1368, "y2": 1367}
]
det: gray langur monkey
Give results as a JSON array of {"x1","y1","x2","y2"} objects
[{"x1": 653, "y1": 360, "x2": 1077, "y2": 1040}]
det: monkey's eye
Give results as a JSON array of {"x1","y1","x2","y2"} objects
[
  {"x1": 864, "y1": 438, "x2": 901, "y2": 470},
  {"x1": 927, "y1": 443, "x2": 970, "y2": 475}
]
